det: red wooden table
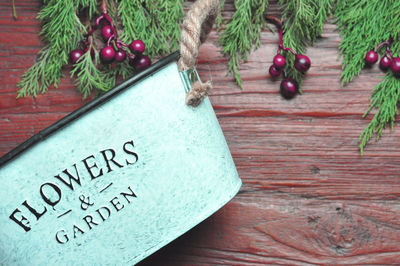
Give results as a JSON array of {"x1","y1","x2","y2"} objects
[{"x1": 1, "y1": 1, "x2": 400, "y2": 265}]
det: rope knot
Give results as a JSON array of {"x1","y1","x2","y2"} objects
[
  {"x1": 179, "y1": 0, "x2": 219, "y2": 107},
  {"x1": 185, "y1": 81, "x2": 212, "y2": 107}
]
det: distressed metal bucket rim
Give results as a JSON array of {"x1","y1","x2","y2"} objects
[{"x1": 0, "y1": 52, "x2": 181, "y2": 167}]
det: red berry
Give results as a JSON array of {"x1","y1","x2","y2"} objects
[
  {"x1": 365, "y1": 50, "x2": 378, "y2": 65},
  {"x1": 100, "y1": 46, "x2": 116, "y2": 64},
  {"x1": 273, "y1": 54, "x2": 286, "y2": 69},
  {"x1": 294, "y1": 54, "x2": 311, "y2": 72},
  {"x1": 390, "y1": 57, "x2": 400, "y2": 76},
  {"x1": 280, "y1": 78, "x2": 298, "y2": 99},
  {"x1": 130, "y1": 55, "x2": 151, "y2": 70},
  {"x1": 129, "y1": 40, "x2": 146, "y2": 54},
  {"x1": 70, "y1": 49, "x2": 84, "y2": 64},
  {"x1": 115, "y1": 50, "x2": 126, "y2": 62},
  {"x1": 379, "y1": 56, "x2": 392, "y2": 71},
  {"x1": 269, "y1": 65, "x2": 281, "y2": 77},
  {"x1": 101, "y1": 25, "x2": 114, "y2": 41}
]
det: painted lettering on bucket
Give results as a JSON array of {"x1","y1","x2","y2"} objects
[{"x1": 8, "y1": 139, "x2": 139, "y2": 243}]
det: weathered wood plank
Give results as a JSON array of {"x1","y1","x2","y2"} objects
[
  {"x1": 1, "y1": 0, "x2": 400, "y2": 265},
  {"x1": 140, "y1": 196, "x2": 400, "y2": 265}
]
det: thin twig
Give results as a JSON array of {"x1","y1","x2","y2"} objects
[
  {"x1": 101, "y1": 0, "x2": 107, "y2": 13},
  {"x1": 12, "y1": 0, "x2": 18, "y2": 20},
  {"x1": 265, "y1": 15, "x2": 282, "y2": 29}
]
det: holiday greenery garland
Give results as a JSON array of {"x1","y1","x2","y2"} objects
[
  {"x1": 17, "y1": 0, "x2": 184, "y2": 98},
  {"x1": 15, "y1": 0, "x2": 400, "y2": 153},
  {"x1": 219, "y1": 0, "x2": 400, "y2": 153},
  {"x1": 335, "y1": 0, "x2": 400, "y2": 154}
]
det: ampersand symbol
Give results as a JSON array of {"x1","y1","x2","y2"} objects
[{"x1": 79, "y1": 195, "x2": 94, "y2": 210}]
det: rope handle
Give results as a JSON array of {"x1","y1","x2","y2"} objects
[{"x1": 178, "y1": 0, "x2": 219, "y2": 107}]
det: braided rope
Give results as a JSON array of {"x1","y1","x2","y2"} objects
[{"x1": 178, "y1": 0, "x2": 219, "y2": 107}]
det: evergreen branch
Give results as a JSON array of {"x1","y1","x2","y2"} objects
[
  {"x1": 70, "y1": 51, "x2": 114, "y2": 99},
  {"x1": 335, "y1": 0, "x2": 398, "y2": 84},
  {"x1": 17, "y1": 0, "x2": 86, "y2": 97},
  {"x1": 17, "y1": 47, "x2": 52, "y2": 98},
  {"x1": 143, "y1": 0, "x2": 177, "y2": 54},
  {"x1": 106, "y1": 0, "x2": 118, "y2": 21},
  {"x1": 100, "y1": 60, "x2": 136, "y2": 90},
  {"x1": 118, "y1": 0, "x2": 184, "y2": 57},
  {"x1": 359, "y1": 75, "x2": 400, "y2": 154},
  {"x1": 215, "y1": 0, "x2": 226, "y2": 31},
  {"x1": 359, "y1": 42, "x2": 400, "y2": 154},
  {"x1": 219, "y1": 0, "x2": 268, "y2": 87},
  {"x1": 75, "y1": 0, "x2": 98, "y2": 18},
  {"x1": 335, "y1": 0, "x2": 400, "y2": 152},
  {"x1": 156, "y1": 0, "x2": 184, "y2": 52},
  {"x1": 279, "y1": 0, "x2": 333, "y2": 86},
  {"x1": 116, "y1": 61, "x2": 136, "y2": 80}
]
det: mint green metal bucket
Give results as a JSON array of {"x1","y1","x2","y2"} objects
[{"x1": 0, "y1": 53, "x2": 241, "y2": 265}]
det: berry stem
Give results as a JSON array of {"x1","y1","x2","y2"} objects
[
  {"x1": 265, "y1": 15, "x2": 296, "y2": 56},
  {"x1": 86, "y1": 23, "x2": 95, "y2": 58},
  {"x1": 103, "y1": 13, "x2": 114, "y2": 29},
  {"x1": 127, "y1": 53, "x2": 136, "y2": 60},
  {"x1": 265, "y1": 15, "x2": 284, "y2": 54},
  {"x1": 101, "y1": 0, "x2": 107, "y2": 13},
  {"x1": 376, "y1": 37, "x2": 393, "y2": 58},
  {"x1": 111, "y1": 39, "x2": 119, "y2": 52},
  {"x1": 376, "y1": 41, "x2": 390, "y2": 51},
  {"x1": 278, "y1": 28, "x2": 283, "y2": 53},
  {"x1": 87, "y1": 28, "x2": 95, "y2": 36},
  {"x1": 95, "y1": 15, "x2": 104, "y2": 28},
  {"x1": 386, "y1": 47, "x2": 393, "y2": 58},
  {"x1": 99, "y1": 0, "x2": 118, "y2": 39},
  {"x1": 282, "y1": 47, "x2": 296, "y2": 55},
  {"x1": 87, "y1": 35, "x2": 93, "y2": 50},
  {"x1": 107, "y1": 35, "x2": 115, "y2": 46},
  {"x1": 116, "y1": 40, "x2": 129, "y2": 47},
  {"x1": 85, "y1": 15, "x2": 95, "y2": 52},
  {"x1": 265, "y1": 15, "x2": 282, "y2": 28},
  {"x1": 102, "y1": 12, "x2": 118, "y2": 39}
]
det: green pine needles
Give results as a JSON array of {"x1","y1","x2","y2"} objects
[
  {"x1": 17, "y1": 0, "x2": 400, "y2": 153},
  {"x1": 335, "y1": 0, "x2": 394, "y2": 84},
  {"x1": 70, "y1": 50, "x2": 114, "y2": 98},
  {"x1": 18, "y1": 1, "x2": 85, "y2": 97},
  {"x1": 219, "y1": 0, "x2": 332, "y2": 87},
  {"x1": 360, "y1": 70, "x2": 400, "y2": 154},
  {"x1": 118, "y1": 0, "x2": 183, "y2": 57},
  {"x1": 219, "y1": 0, "x2": 268, "y2": 87},
  {"x1": 279, "y1": 0, "x2": 332, "y2": 86},
  {"x1": 335, "y1": 0, "x2": 400, "y2": 153},
  {"x1": 218, "y1": 0, "x2": 400, "y2": 153},
  {"x1": 18, "y1": 0, "x2": 184, "y2": 98}
]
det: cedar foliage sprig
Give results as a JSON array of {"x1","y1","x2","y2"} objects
[
  {"x1": 335, "y1": 0, "x2": 400, "y2": 153},
  {"x1": 219, "y1": 0, "x2": 333, "y2": 88},
  {"x1": 118, "y1": 0, "x2": 183, "y2": 57},
  {"x1": 219, "y1": 0, "x2": 268, "y2": 87},
  {"x1": 359, "y1": 42, "x2": 400, "y2": 154},
  {"x1": 335, "y1": 0, "x2": 395, "y2": 85},
  {"x1": 70, "y1": 49, "x2": 114, "y2": 98},
  {"x1": 18, "y1": 0, "x2": 184, "y2": 98},
  {"x1": 359, "y1": 71, "x2": 400, "y2": 154},
  {"x1": 17, "y1": 1, "x2": 87, "y2": 97},
  {"x1": 16, "y1": 0, "x2": 400, "y2": 153},
  {"x1": 279, "y1": 0, "x2": 333, "y2": 86}
]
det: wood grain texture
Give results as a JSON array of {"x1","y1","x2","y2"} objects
[{"x1": 1, "y1": 0, "x2": 400, "y2": 265}]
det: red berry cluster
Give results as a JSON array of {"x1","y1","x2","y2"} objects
[
  {"x1": 267, "y1": 18, "x2": 311, "y2": 99},
  {"x1": 70, "y1": 9, "x2": 151, "y2": 71},
  {"x1": 365, "y1": 37, "x2": 400, "y2": 76}
]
